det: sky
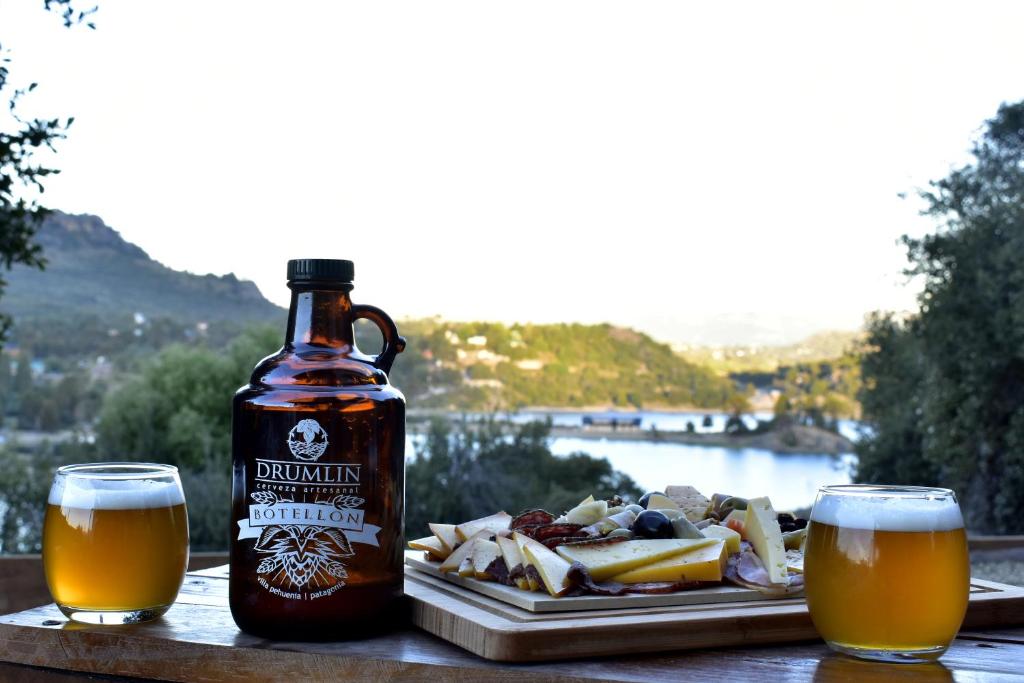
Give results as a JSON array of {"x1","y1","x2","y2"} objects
[{"x1": 3, "y1": 1, "x2": 1023, "y2": 346}]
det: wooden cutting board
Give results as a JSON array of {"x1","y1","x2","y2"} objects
[{"x1": 404, "y1": 562, "x2": 1024, "y2": 662}]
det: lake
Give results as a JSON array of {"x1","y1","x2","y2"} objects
[
  {"x1": 549, "y1": 438, "x2": 854, "y2": 512},
  {"x1": 407, "y1": 409, "x2": 858, "y2": 512}
]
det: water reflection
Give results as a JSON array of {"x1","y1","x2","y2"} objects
[
  {"x1": 406, "y1": 432, "x2": 854, "y2": 512},
  {"x1": 812, "y1": 653, "x2": 952, "y2": 681}
]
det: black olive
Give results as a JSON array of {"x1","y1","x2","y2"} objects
[
  {"x1": 638, "y1": 492, "x2": 666, "y2": 509},
  {"x1": 776, "y1": 512, "x2": 795, "y2": 524},
  {"x1": 793, "y1": 518, "x2": 808, "y2": 529},
  {"x1": 632, "y1": 510, "x2": 674, "y2": 539},
  {"x1": 779, "y1": 522, "x2": 796, "y2": 533}
]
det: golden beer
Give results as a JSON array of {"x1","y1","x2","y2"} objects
[
  {"x1": 804, "y1": 485, "x2": 969, "y2": 662},
  {"x1": 43, "y1": 464, "x2": 189, "y2": 624}
]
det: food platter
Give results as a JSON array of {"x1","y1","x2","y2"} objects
[
  {"x1": 404, "y1": 550, "x2": 784, "y2": 612},
  {"x1": 407, "y1": 485, "x2": 806, "y2": 608}
]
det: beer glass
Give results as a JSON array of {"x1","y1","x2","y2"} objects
[
  {"x1": 43, "y1": 463, "x2": 189, "y2": 624},
  {"x1": 804, "y1": 485, "x2": 969, "y2": 662}
]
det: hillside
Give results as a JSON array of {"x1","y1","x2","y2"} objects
[
  {"x1": 4, "y1": 211, "x2": 282, "y2": 326},
  {"x1": 389, "y1": 320, "x2": 743, "y2": 410}
]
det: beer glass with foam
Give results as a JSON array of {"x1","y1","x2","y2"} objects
[
  {"x1": 43, "y1": 463, "x2": 189, "y2": 624},
  {"x1": 804, "y1": 485, "x2": 969, "y2": 662}
]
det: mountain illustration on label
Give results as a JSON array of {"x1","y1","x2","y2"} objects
[{"x1": 287, "y1": 419, "x2": 329, "y2": 461}]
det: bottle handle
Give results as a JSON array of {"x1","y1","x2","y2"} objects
[{"x1": 352, "y1": 304, "x2": 407, "y2": 374}]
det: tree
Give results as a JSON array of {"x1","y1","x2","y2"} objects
[
  {"x1": 855, "y1": 102, "x2": 1024, "y2": 532},
  {"x1": 94, "y1": 326, "x2": 278, "y2": 549},
  {"x1": 0, "y1": 1, "x2": 94, "y2": 346}
]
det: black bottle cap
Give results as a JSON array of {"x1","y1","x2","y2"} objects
[{"x1": 287, "y1": 259, "x2": 354, "y2": 284}]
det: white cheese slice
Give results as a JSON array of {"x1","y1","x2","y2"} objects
[{"x1": 743, "y1": 496, "x2": 788, "y2": 585}]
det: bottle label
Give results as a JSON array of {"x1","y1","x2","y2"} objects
[{"x1": 235, "y1": 418, "x2": 381, "y2": 600}]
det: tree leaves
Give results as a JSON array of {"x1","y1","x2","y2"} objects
[
  {"x1": 857, "y1": 101, "x2": 1024, "y2": 533},
  {"x1": 1, "y1": 1, "x2": 96, "y2": 347}
]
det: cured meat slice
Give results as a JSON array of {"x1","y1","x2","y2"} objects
[
  {"x1": 531, "y1": 524, "x2": 587, "y2": 542},
  {"x1": 510, "y1": 509, "x2": 556, "y2": 530}
]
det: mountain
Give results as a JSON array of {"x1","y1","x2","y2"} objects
[
  {"x1": 675, "y1": 330, "x2": 863, "y2": 375},
  {"x1": 3, "y1": 211, "x2": 283, "y2": 326}
]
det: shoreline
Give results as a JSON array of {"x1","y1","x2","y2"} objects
[
  {"x1": 406, "y1": 412, "x2": 855, "y2": 456},
  {"x1": 546, "y1": 425, "x2": 854, "y2": 456}
]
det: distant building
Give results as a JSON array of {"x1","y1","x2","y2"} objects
[
  {"x1": 467, "y1": 335, "x2": 487, "y2": 347},
  {"x1": 515, "y1": 359, "x2": 544, "y2": 371}
]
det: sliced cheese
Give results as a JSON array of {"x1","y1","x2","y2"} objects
[
  {"x1": 429, "y1": 522, "x2": 459, "y2": 553},
  {"x1": 565, "y1": 499, "x2": 608, "y2": 525},
  {"x1": 455, "y1": 512, "x2": 512, "y2": 541},
  {"x1": 610, "y1": 541, "x2": 727, "y2": 583},
  {"x1": 457, "y1": 556, "x2": 474, "y2": 577},
  {"x1": 512, "y1": 532, "x2": 542, "y2": 591},
  {"x1": 786, "y1": 549, "x2": 804, "y2": 574},
  {"x1": 471, "y1": 539, "x2": 502, "y2": 580},
  {"x1": 700, "y1": 525, "x2": 741, "y2": 555},
  {"x1": 496, "y1": 535, "x2": 529, "y2": 590},
  {"x1": 408, "y1": 535, "x2": 449, "y2": 560},
  {"x1": 556, "y1": 538, "x2": 715, "y2": 582},
  {"x1": 521, "y1": 540, "x2": 573, "y2": 597},
  {"x1": 645, "y1": 493, "x2": 680, "y2": 511},
  {"x1": 665, "y1": 485, "x2": 711, "y2": 522},
  {"x1": 744, "y1": 496, "x2": 788, "y2": 585},
  {"x1": 438, "y1": 530, "x2": 486, "y2": 573}
]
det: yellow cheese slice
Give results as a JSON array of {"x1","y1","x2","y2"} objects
[
  {"x1": 555, "y1": 538, "x2": 715, "y2": 582},
  {"x1": 743, "y1": 496, "x2": 788, "y2": 585},
  {"x1": 429, "y1": 522, "x2": 459, "y2": 553},
  {"x1": 455, "y1": 512, "x2": 512, "y2": 542},
  {"x1": 512, "y1": 531, "x2": 544, "y2": 591},
  {"x1": 700, "y1": 525, "x2": 741, "y2": 555},
  {"x1": 609, "y1": 541, "x2": 727, "y2": 583},
  {"x1": 438, "y1": 530, "x2": 486, "y2": 573},
  {"x1": 471, "y1": 539, "x2": 502, "y2": 579},
  {"x1": 408, "y1": 535, "x2": 449, "y2": 560},
  {"x1": 521, "y1": 541, "x2": 573, "y2": 597},
  {"x1": 496, "y1": 535, "x2": 529, "y2": 590},
  {"x1": 644, "y1": 493, "x2": 680, "y2": 511}
]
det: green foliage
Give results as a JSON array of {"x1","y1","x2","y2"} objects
[
  {"x1": 770, "y1": 354, "x2": 862, "y2": 428},
  {"x1": 856, "y1": 102, "x2": 1024, "y2": 533},
  {"x1": 92, "y1": 326, "x2": 278, "y2": 549},
  {"x1": 0, "y1": 2, "x2": 95, "y2": 346},
  {"x1": 392, "y1": 319, "x2": 741, "y2": 411},
  {"x1": 406, "y1": 418, "x2": 643, "y2": 538},
  {"x1": 0, "y1": 436, "x2": 94, "y2": 553}
]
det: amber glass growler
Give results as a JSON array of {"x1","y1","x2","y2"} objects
[{"x1": 229, "y1": 259, "x2": 406, "y2": 639}]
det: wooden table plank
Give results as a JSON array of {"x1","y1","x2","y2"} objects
[{"x1": 0, "y1": 568, "x2": 1021, "y2": 682}]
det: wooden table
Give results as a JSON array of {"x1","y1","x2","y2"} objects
[{"x1": 0, "y1": 566, "x2": 1021, "y2": 682}]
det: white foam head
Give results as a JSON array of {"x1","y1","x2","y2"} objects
[
  {"x1": 49, "y1": 474, "x2": 185, "y2": 510},
  {"x1": 810, "y1": 486, "x2": 963, "y2": 532}
]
